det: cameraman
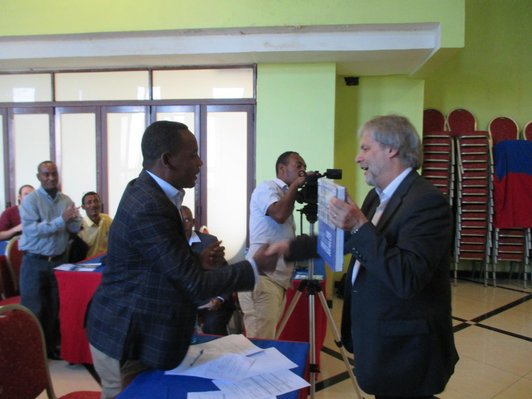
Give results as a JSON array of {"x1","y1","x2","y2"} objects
[{"x1": 238, "y1": 151, "x2": 307, "y2": 339}]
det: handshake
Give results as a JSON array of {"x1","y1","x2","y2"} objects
[
  {"x1": 201, "y1": 237, "x2": 313, "y2": 275},
  {"x1": 251, "y1": 241, "x2": 291, "y2": 275},
  {"x1": 199, "y1": 240, "x2": 290, "y2": 274}
]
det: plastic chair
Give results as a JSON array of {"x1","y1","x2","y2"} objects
[
  {"x1": 488, "y1": 116, "x2": 519, "y2": 145},
  {"x1": 0, "y1": 304, "x2": 100, "y2": 399},
  {"x1": 524, "y1": 120, "x2": 532, "y2": 140},
  {"x1": 5, "y1": 235, "x2": 24, "y2": 294},
  {"x1": 446, "y1": 108, "x2": 477, "y2": 136}
]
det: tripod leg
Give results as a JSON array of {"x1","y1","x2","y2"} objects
[
  {"x1": 275, "y1": 289, "x2": 303, "y2": 340},
  {"x1": 316, "y1": 291, "x2": 364, "y2": 399},
  {"x1": 308, "y1": 293, "x2": 317, "y2": 398}
]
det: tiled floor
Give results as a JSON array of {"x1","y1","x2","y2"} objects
[{"x1": 42, "y1": 277, "x2": 532, "y2": 399}]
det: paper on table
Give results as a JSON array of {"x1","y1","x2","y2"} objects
[
  {"x1": 189, "y1": 334, "x2": 263, "y2": 356},
  {"x1": 187, "y1": 392, "x2": 226, "y2": 399},
  {"x1": 54, "y1": 263, "x2": 100, "y2": 272},
  {"x1": 187, "y1": 392, "x2": 275, "y2": 399},
  {"x1": 244, "y1": 347, "x2": 298, "y2": 378},
  {"x1": 168, "y1": 345, "x2": 298, "y2": 382},
  {"x1": 166, "y1": 335, "x2": 263, "y2": 379},
  {"x1": 213, "y1": 369, "x2": 309, "y2": 399}
]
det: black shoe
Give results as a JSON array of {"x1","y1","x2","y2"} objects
[{"x1": 47, "y1": 350, "x2": 61, "y2": 360}]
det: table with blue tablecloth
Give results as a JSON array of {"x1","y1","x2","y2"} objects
[{"x1": 117, "y1": 335, "x2": 309, "y2": 399}]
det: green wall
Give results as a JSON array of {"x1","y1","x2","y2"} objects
[
  {"x1": 423, "y1": 0, "x2": 532, "y2": 131},
  {"x1": 0, "y1": 0, "x2": 465, "y2": 47},
  {"x1": 256, "y1": 63, "x2": 336, "y2": 185},
  {"x1": 334, "y1": 76, "x2": 425, "y2": 204}
]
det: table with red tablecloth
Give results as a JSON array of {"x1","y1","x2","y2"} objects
[
  {"x1": 55, "y1": 268, "x2": 102, "y2": 364},
  {"x1": 55, "y1": 257, "x2": 328, "y2": 366},
  {"x1": 278, "y1": 259, "x2": 327, "y2": 365}
]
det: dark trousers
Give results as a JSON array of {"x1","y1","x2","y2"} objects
[
  {"x1": 198, "y1": 300, "x2": 235, "y2": 336},
  {"x1": 20, "y1": 253, "x2": 66, "y2": 354}
]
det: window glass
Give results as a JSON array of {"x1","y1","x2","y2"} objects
[
  {"x1": 153, "y1": 68, "x2": 253, "y2": 100},
  {"x1": 59, "y1": 113, "x2": 97, "y2": 208},
  {"x1": 0, "y1": 74, "x2": 52, "y2": 102},
  {"x1": 13, "y1": 113, "x2": 50, "y2": 190},
  {"x1": 206, "y1": 111, "x2": 248, "y2": 262},
  {"x1": 56, "y1": 71, "x2": 149, "y2": 101},
  {"x1": 106, "y1": 112, "x2": 146, "y2": 217}
]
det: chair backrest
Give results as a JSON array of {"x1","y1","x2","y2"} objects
[
  {"x1": 524, "y1": 120, "x2": 532, "y2": 141},
  {"x1": 489, "y1": 116, "x2": 519, "y2": 145},
  {"x1": 0, "y1": 267, "x2": 10, "y2": 300},
  {"x1": 0, "y1": 304, "x2": 57, "y2": 399},
  {"x1": 423, "y1": 108, "x2": 446, "y2": 136},
  {"x1": 5, "y1": 235, "x2": 23, "y2": 294},
  {"x1": 421, "y1": 134, "x2": 455, "y2": 204},
  {"x1": 0, "y1": 268, "x2": 20, "y2": 305},
  {"x1": 446, "y1": 108, "x2": 477, "y2": 135}
]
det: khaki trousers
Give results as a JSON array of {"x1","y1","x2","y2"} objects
[{"x1": 238, "y1": 276, "x2": 286, "y2": 339}]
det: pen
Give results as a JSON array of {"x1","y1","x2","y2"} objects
[{"x1": 189, "y1": 349, "x2": 204, "y2": 367}]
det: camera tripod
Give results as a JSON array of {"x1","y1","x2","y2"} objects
[{"x1": 275, "y1": 219, "x2": 363, "y2": 399}]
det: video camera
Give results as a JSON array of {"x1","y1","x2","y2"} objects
[
  {"x1": 295, "y1": 169, "x2": 342, "y2": 224},
  {"x1": 296, "y1": 169, "x2": 342, "y2": 205}
]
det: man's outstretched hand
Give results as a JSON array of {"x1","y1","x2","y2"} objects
[{"x1": 252, "y1": 244, "x2": 279, "y2": 275}]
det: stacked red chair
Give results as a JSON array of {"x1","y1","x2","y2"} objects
[
  {"x1": 422, "y1": 109, "x2": 454, "y2": 204},
  {"x1": 446, "y1": 108, "x2": 477, "y2": 136},
  {"x1": 523, "y1": 120, "x2": 532, "y2": 141},
  {"x1": 488, "y1": 116, "x2": 519, "y2": 146},
  {"x1": 453, "y1": 131, "x2": 493, "y2": 285},
  {"x1": 422, "y1": 134, "x2": 455, "y2": 204},
  {"x1": 423, "y1": 108, "x2": 446, "y2": 136}
]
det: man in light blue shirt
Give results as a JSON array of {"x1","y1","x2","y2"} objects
[{"x1": 19, "y1": 160, "x2": 81, "y2": 359}]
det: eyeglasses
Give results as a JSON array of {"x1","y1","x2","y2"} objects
[{"x1": 183, "y1": 217, "x2": 194, "y2": 223}]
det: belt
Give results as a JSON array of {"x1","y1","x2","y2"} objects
[{"x1": 26, "y1": 252, "x2": 66, "y2": 262}]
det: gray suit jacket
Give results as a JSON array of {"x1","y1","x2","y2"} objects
[{"x1": 86, "y1": 170, "x2": 255, "y2": 369}]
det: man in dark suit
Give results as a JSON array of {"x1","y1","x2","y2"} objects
[
  {"x1": 273, "y1": 115, "x2": 458, "y2": 398},
  {"x1": 181, "y1": 205, "x2": 235, "y2": 335},
  {"x1": 86, "y1": 121, "x2": 277, "y2": 399}
]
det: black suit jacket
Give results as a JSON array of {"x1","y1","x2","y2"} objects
[
  {"x1": 287, "y1": 171, "x2": 458, "y2": 396},
  {"x1": 86, "y1": 170, "x2": 255, "y2": 369}
]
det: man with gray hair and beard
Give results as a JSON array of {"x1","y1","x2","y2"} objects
[{"x1": 270, "y1": 115, "x2": 459, "y2": 398}]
